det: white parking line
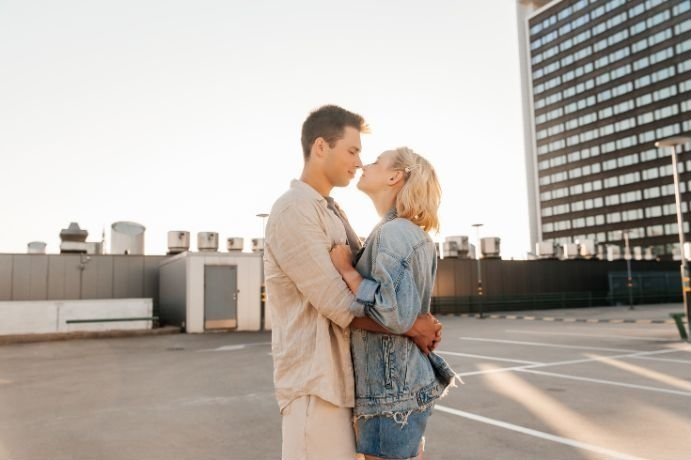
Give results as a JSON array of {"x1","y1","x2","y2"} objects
[
  {"x1": 435, "y1": 405, "x2": 649, "y2": 460},
  {"x1": 505, "y1": 329, "x2": 676, "y2": 343},
  {"x1": 628, "y1": 355, "x2": 691, "y2": 365},
  {"x1": 460, "y1": 337, "x2": 635, "y2": 353},
  {"x1": 516, "y1": 369, "x2": 691, "y2": 397},
  {"x1": 436, "y1": 351, "x2": 541, "y2": 365},
  {"x1": 457, "y1": 348, "x2": 682, "y2": 381},
  {"x1": 198, "y1": 342, "x2": 271, "y2": 352}
]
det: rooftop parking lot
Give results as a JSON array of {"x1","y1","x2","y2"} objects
[{"x1": 0, "y1": 304, "x2": 689, "y2": 460}]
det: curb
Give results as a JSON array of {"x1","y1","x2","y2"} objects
[
  {"x1": 438, "y1": 313, "x2": 685, "y2": 325},
  {"x1": 0, "y1": 325, "x2": 182, "y2": 346}
]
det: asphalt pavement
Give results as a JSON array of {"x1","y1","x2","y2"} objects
[{"x1": 0, "y1": 303, "x2": 689, "y2": 460}]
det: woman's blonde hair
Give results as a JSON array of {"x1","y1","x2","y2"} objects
[{"x1": 388, "y1": 147, "x2": 441, "y2": 233}]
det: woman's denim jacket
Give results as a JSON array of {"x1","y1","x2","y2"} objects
[{"x1": 350, "y1": 209, "x2": 457, "y2": 420}]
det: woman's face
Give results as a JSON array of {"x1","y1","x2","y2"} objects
[{"x1": 357, "y1": 150, "x2": 397, "y2": 194}]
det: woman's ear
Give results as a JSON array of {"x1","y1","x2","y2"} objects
[{"x1": 388, "y1": 170, "x2": 405, "y2": 186}]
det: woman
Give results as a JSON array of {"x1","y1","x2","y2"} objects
[{"x1": 330, "y1": 147, "x2": 458, "y2": 460}]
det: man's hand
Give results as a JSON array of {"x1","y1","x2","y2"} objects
[
  {"x1": 330, "y1": 244, "x2": 362, "y2": 293},
  {"x1": 406, "y1": 313, "x2": 442, "y2": 355},
  {"x1": 329, "y1": 244, "x2": 353, "y2": 276}
]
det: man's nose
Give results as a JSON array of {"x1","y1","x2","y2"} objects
[{"x1": 355, "y1": 155, "x2": 363, "y2": 169}]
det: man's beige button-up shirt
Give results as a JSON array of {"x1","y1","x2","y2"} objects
[{"x1": 264, "y1": 180, "x2": 356, "y2": 413}]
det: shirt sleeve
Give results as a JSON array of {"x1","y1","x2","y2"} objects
[
  {"x1": 266, "y1": 202, "x2": 355, "y2": 329},
  {"x1": 351, "y1": 244, "x2": 422, "y2": 335}
]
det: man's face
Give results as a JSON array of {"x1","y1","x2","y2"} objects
[{"x1": 323, "y1": 126, "x2": 363, "y2": 188}]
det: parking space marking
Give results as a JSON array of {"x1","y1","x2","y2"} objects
[
  {"x1": 461, "y1": 337, "x2": 636, "y2": 353},
  {"x1": 435, "y1": 405, "x2": 649, "y2": 460},
  {"x1": 516, "y1": 369, "x2": 691, "y2": 397},
  {"x1": 505, "y1": 329, "x2": 677, "y2": 343},
  {"x1": 198, "y1": 342, "x2": 271, "y2": 352},
  {"x1": 0, "y1": 378, "x2": 11, "y2": 385},
  {"x1": 436, "y1": 351, "x2": 541, "y2": 365},
  {"x1": 586, "y1": 353, "x2": 691, "y2": 391},
  {"x1": 629, "y1": 355, "x2": 691, "y2": 365},
  {"x1": 456, "y1": 348, "x2": 682, "y2": 377}
]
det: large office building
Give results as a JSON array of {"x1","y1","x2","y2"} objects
[{"x1": 518, "y1": 0, "x2": 691, "y2": 258}]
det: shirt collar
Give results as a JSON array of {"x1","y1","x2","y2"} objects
[{"x1": 290, "y1": 179, "x2": 327, "y2": 204}]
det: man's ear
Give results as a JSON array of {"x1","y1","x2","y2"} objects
[
  {"x1": 311, "y1": 137, "x2": 327, "y2": 160},
  {"x1": 388, "y1": 170, "x2": 405, "y2": 186}
]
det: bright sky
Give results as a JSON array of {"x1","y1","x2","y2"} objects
[{"x1": 0, "y1": 0, "x2": 530, "y2": 258}]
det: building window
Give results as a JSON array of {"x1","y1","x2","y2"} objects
[
  {"x1": 605, "y1": 194, "x2": 620, "y2": 206},
  {"x1": 634, "y1": 56, "x2": 650, "y2": 72},
  {"x1": 604, "y1": 176, "x2": 619, "y2": 188},
  {"x1": 647, "y1": 10, "x2": 671, "y2": 29},
  {"x1": 649, "y1": 29, "x2": 673, "y2": 47},
  {"x1": 674, "y1": 1, "x2": 691, "y2": 16},
  {"x1": 677, "y1": 39, "x2": 691, "y2": 55},
  {"x1": 647, "y1": 225, "x2": 664, "y2": 237},
  {"x1": 607, "y1": 212, "x2": 622, "y2": 224}
]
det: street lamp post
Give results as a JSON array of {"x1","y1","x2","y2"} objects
[
  {"x1": 256, "y1": 213, "x2": 269, "y2": 331},
  {"x1": 256, "y1": 213, "x2": 269, "y2": 243},
  {"x1": 655, "y1": 136, "x2": 691, "y2": 341},
  {"x1": 622, "y1": 230, "x2": 634, "y2": 310},
  {"x1": 472, "y1": 223, "x2": 484, "y2": 319}
]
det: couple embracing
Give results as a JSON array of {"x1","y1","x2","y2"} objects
[{"x1": 264, "y1": 105, "x2": 459, "y2": 460}]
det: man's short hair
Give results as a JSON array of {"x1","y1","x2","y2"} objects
[{"x1": 301, "y1": 105, "x2": 368, "y2": 160}]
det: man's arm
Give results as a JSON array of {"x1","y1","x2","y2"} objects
[
  {"x1": 350, "y1": 315, "x2": 441, "y2": 354},
  {"x1": 267, "y1": 204, "x2": 355, "y2": 328}
]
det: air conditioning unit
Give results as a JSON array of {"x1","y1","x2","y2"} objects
[
  {"x1": 536, "y1": 241, "x2": 557, "y2": 259},
  {"x1": 562, "y1": 243, "x2": 580, "y2": 260},
  {"x1": 197, "y1": 232, "x2": 219, "y2": 252},
  {"x1": 252, "y1": 238, "x2": 265, "y2": 253},
  {"x1": 480, "y1": 237, "x2": 501, "y2": 259},
  {"x1": 227, "y1": 237, "x2": 244, "y2": 252},
  {"x1": 607, "y1": 245, "x2": 621, "y2": 261},
  {"x1": 578, "y1": 239, "x2": 597, "y2": 259}
]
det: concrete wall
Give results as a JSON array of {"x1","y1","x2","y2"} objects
[{"x1": 0, "y1": 299, "x2": 153, "y2": 335}]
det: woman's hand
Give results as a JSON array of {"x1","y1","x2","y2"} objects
[
  {"x1": 406, "y1": 313, "x2": 443, "y2": 355},
  {"x1": 330, "y1": 244, "x2": 362, "y2": 294}
]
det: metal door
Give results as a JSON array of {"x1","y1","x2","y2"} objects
[{"x1": 204, "y1": 265, "x2": 238, "y2": 330}]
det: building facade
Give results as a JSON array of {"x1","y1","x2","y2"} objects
[{"x1": 518, "y1": 0, "x2": 691, "y2": 258}]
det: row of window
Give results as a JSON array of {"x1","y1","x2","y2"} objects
[
  {"x1": 543, "y1": 216, "x2": 689, "y2": 236},
  {"x1": 529, "y1": 0, "x2": 591, "y2": 43},
  {"x1": 535, "y1": 25, "x2": 691, "y2": 99},
  {"x1": 541, "y1": 174, "x2": 691, "y2": 204},
  {"x1": 538, "y1": 99, "x2": 684, "y2": 156},
  {"x1": 530, "y1": 2, "x2": 684, "y2": 67},
  {"x1": 534, "y1": 46, "x2": 685, "y2": 111},
  {"x1": 542, "y1": 188, "x2": 690, "y2": 218},
  {"x1": 540, "y1": 138, "x2": 686, "y2": 187},
  {"x1": 536, "y1": 96, "x2": 682, "y2": 143},
  {"x1": 530, "y1": 0, "x2": 634, "y2": 55}
]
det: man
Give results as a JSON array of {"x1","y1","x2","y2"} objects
[{"x1": 264, "y1": 105, "x2": 441, "y2": 460}]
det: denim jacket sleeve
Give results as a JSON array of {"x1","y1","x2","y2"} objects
[{"x1": 351, "y1": 225, "x2": 424, "y2": 334}]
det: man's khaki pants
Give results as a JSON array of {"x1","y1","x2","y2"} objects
[{"x1": 282, "y1": 395, "x2": 357, "y2": 460}]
